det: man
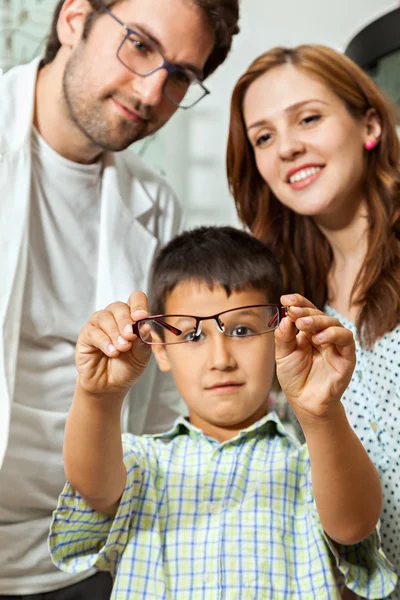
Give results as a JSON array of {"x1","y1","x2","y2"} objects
[{"x1": 0, "y1": 0, "x2": 239, "y2": 597}]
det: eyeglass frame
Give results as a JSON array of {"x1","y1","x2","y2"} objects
[
  {"x1": 132, "y1": 304, "x2": 289, "y2": 345},
  {"x1": 103, "y1": 7, "x2": 211, "y2": 109}
]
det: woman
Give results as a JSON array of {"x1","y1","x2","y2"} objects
[{"x1": 227, "y1": 45, "x2": 400, "y2": 595}]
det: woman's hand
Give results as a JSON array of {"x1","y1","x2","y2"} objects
[
  {"x1": 275, "y1": 294, "x2": 356, "y2": 422},
  {"x1": 75, "y1": 291, "x2": 152, "y2": 398}
]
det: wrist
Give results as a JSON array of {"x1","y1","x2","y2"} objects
[
  {"x1": 295, "y1": 401, "x2": 349, "y2": 438},
  {"x1": 75, "y1": 380, "x2": 127, "y2": 414}
]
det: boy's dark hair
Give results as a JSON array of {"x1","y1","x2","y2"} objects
[
  {"x1": 42, "y1": 0, "x2": 240, "y2": 80},
  {"x1": 150, "y1": 226, "x2": 284, "y2": 315}
]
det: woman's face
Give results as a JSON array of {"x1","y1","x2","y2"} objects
[{"x1": 243, "y1": 64, "x2": 379, "y2": 229}]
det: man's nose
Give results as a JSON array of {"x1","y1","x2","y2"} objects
[{"x1": 132, "y1": 68, "x2": 168, "y2": 106}]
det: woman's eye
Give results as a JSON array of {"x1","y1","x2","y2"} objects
[
  {"x1": 255, "y1": 133, "x2": 271, "y2": 148},
  {"x1": 301, "y1": 114, "x2": 321, "y2": 125}
]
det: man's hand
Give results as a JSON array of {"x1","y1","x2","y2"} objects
[
  {"x1": 75, "y1": 291, "x2": 152, "y2": 397},
  {"x1": 275, "y1": 294, "x2": 356, "y2": 422}
]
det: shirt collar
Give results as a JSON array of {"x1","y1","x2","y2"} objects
[{"x1": 149, "y1": 411, "x2": 299, "y2": 446}]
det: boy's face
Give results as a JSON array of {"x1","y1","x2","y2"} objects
[{"x1": 152, "y1": 281, "x2": 276, "y2": 442}]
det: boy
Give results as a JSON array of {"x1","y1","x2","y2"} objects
[{"x1": 49, "y1": 227, "x2": 397, "y2": 599}]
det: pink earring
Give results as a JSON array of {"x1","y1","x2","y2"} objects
[{"x1": 365, "y1": 140, "x2": 377, "y2": 151}]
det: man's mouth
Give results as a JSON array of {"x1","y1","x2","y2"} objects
[{"x1": 112, "y1": 98, "x2": 148, "y2": 123}]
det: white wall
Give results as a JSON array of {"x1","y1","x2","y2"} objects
[{"x1": 161, "y1": 0, "x2": 398, "y2": 227}]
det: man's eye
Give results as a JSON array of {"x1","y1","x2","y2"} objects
[
  {"x1": 170, "y1": 70, "x2": 192, "y2": 86},
  {"x1": 128, "y1": 36, "x2": 149, "y2": 53}
]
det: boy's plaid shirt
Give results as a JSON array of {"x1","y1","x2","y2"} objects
[{"x1": 49, "y1": 413, "x2": 397, "y2": 599}]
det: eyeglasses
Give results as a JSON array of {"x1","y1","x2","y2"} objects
[
  {"x1": 104, "y1": 8, "x2": 210, "y2": 109},
  {"x1": 132, "y1": 305, "x2": 288, "y2": 346}
]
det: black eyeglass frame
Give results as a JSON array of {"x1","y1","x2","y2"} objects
[
  {"x1": 103, "y1": 7, "x2": 210, "y2": 109},
  {"x1": 132, "y1": 304, "x2": 289, "y2": 345}
]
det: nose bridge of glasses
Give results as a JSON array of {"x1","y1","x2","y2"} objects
[
  {"x1": 118, "y1": 32, "x2": 206, "y2": 109},
  {"x1": 215, "y1": 316, "x2": 225, "y2": 334},
  {"x1": 197, "y1": 315, "x2": 225, "y2": 336}
]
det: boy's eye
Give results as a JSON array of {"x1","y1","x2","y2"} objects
[
  {"x1": 183, "y1": 330, "x2": 204, "y2": 342},
  {"x1": 230, "y1": 325, "x2": 253, "y2": 338}
]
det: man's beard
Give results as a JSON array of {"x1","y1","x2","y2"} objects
[{"x1": 62, "y1": 52, "x2": 158, "y2": 153}]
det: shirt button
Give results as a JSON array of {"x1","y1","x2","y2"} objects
[
  {"x1": 370, "y1": 421, "x2": 378, "y2": 432},
  {"x1": 356, "y1": 370, "x2": 363, "y2": 382}
]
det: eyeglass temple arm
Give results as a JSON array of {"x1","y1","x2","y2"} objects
[
  {"x1": 132, "y1": 317, "x2": 182, "y2": 337},
  {"x1": 268, "y1": 306, "x2": 289, "y2": 328}
]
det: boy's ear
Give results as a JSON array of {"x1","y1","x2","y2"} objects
[{"x1": 151, "y1": 344, "x2": 172, "y2": 373}]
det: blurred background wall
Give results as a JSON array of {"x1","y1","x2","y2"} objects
[{"x1": 0, "y1": 0, "x2": 397, "y2": 226}]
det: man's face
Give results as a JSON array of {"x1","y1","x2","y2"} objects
[{"x1": 62, "y1": 0, "x2": 215, "y2": 151}]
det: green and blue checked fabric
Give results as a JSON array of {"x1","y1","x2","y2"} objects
[{"x1": 49, "y1": 413, "x2": 397, "y2": 599}]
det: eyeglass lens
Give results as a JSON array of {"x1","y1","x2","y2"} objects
[
  {"x1": 118, "y1": 32, "x2": 204, "y2": 108},
  {"x1": 137, "y1": 306, "x2": 281, "y2": 345}
]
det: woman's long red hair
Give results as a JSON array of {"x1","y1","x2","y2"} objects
[{"x1": 227, "y1": 45, "x2": 400, "y2": 346}]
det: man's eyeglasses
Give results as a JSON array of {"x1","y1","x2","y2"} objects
[
  {"x1": 104, "y1": 8, "x2": 210, "y2": 109},
  {"x1": 133, "y1": 305, "x2": 288, "y2": 346}
]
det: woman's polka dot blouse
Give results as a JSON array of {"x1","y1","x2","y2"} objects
[{"x1": 325, "y1": 305, "x2": 400, "y2": 598}]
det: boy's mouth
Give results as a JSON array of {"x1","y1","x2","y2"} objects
[{"x1": 206, "y1": 381, "x2": 244, "y2": 392}]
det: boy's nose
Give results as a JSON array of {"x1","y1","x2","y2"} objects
[{"x1": 208, "y1": 334, "x2": 237, "y2": 371}]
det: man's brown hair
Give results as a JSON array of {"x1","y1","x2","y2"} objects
[{"x1": 42, "y1": 0, "x2": 239, "y2": 79}]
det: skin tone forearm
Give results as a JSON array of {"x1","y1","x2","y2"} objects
[
  {"x1": 64, "y1": 293, "x2": 152, "y2": 516},
  {"x1": 297, "y1": 404, "x2": 381, "y2": 545},
  {"x1": 277, "y1": 295, "x2": 382, "y2": 546},
  {"x1": 64, "y1": 383, "x2": 126, "y2": 516}
]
